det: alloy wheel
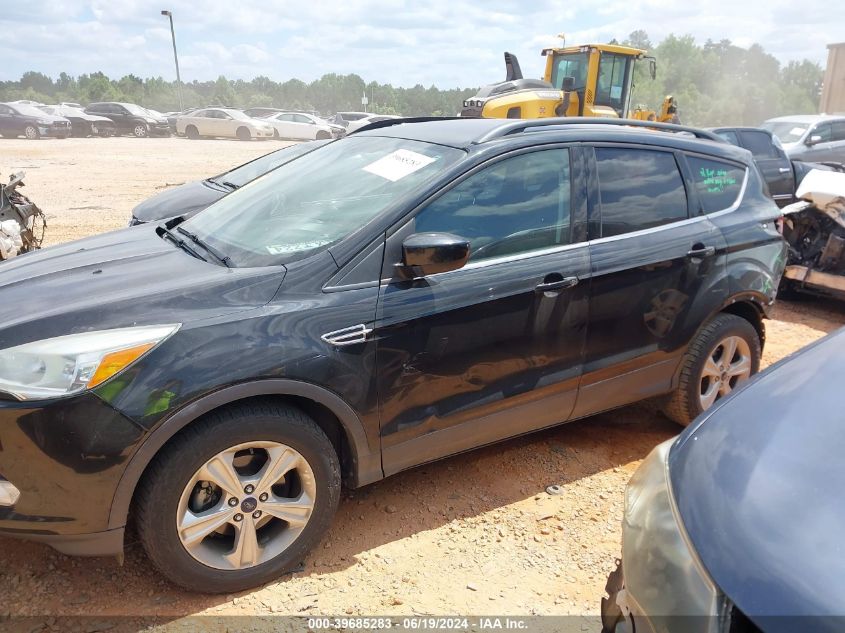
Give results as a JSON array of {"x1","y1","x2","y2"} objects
[
  {"x1": 24, "y1": 125, "x2": 38, "y2": 139},
  {"x1": 176, "y1": 441, "x2": 316, "y2": 571},
  {"x1": 134, "y1": 124, "x2": 148, "y2": 138},
  {"x1": 699, "y1": 335, "x2": 752, "y2": 410}
]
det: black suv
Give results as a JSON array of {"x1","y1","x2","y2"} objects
[
  {"x1": 84, "y1": 102, "x2": 170, "y2": 137},
  {"x1": 0, "y1": 118, "x2": 785, "y2": 593}
]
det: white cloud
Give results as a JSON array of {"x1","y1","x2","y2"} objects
[{"x1": 0, "y1": 0, "x2": 842, "y2": 87}]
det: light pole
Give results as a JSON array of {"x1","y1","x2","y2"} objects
[{"x1": 161, "y1": 10, "x2": 184, "y2": 111}]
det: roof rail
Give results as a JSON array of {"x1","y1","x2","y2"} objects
[
  {"x1": 474, "y1": 117, "x2": 726, "y2": 144},
  {"x1": 350, "y1": 116, "x2": 465, "y2": 134}
]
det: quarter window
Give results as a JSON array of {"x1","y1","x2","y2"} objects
[
  {"x1": 595, "y1": 148, "x2": 687, "y2": 237},
  {"x1": 741, "y1": 131, "x2": 780, "y2": 158},
  {"x1": 687, "y1": 155, "x2": 746, "y2": 214},
  {"x1": 414, "y1": 149, "x2": 572, "y2": 263}
]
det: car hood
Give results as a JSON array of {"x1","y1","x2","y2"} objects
[
  {"x1": 0, "y1": 225, "x2": 284, "y2": 348},
  {"x1": 669, "y1": 328, "x2": 845, "y2": 629},
  {"x1": 34, "y1": 113, "x2": 68, "y2": 124},
  {"x1": 131, "y1": 180, "x2": 226, "y2": 223}
]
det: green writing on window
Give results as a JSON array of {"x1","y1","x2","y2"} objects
[{"x1": 699, "y1": 167, "x2": 737, "y2": 193}]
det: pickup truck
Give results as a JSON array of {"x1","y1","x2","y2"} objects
[{"x1": 709, "y1": 126, "x2": 844, "y2": 208}]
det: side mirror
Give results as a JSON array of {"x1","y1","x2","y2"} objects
[
  {"x1": 806, "y1": 135, "x2": 823, "y2": 146},
  {"x1": 398, "y1": 232, "x2": 470, "y2": 279},
  {"x1": 561, "y1": 76, "x2": 576, "y2": 92}
]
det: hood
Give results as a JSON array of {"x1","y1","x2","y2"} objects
[
  {"x1": 669, "y1": 328, "x2": 845, "y2": 629},
  {"x1": 0, "y1": 225, "x2": 284, "y2": 347},
  {"x1": 81, "y1": 113, "x2": 114, "y2": 124},
  {"x1": 131, "y1": 180, "x2": 226, "y2": 223},
  {"x1": 32, "y1": 112, "x2": 68, "y2": 124}
]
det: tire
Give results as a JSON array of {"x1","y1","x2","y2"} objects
[
  {"x1": 663, "y1": 313, "x2": 761, "y2": 426},
  {"x1": 135, "y1": 400, "x2": 340, "y2": 593},
  {"x1": 133, "y1": 122, "x2": 149, "y2": 138},
  {"x1": 316, "y1": 130, "x2": 331, "y2": 140},
  {"x1": 24, "y1": 125, "x2": 39, "y2": 140},
  {"x1": 185, "y1": 125, "x2": 200, "y2": 140},
  {"x1": 236, "y1": 126, "x2": 251, "y2": 141},
  {"x1": 273, "y1": 129, "x2": 280, "y2": 139}
]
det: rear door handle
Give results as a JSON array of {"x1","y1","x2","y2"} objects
[
  {"x1": 535, "y1": 276, "x2": 579, "y2": 293},
  {"x1": 778, "y1": 167, "x2": 791, "y2": 173},
  {"x1": 687, "y1": 246, "x2": 716, "y2": 258}
]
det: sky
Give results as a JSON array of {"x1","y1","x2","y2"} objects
[{"x1": 2, "y1": 0, "x2": 843, "y2": 88}]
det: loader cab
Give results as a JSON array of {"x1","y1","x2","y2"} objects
[{"x1": 544, "y1": 44, "x2": 641, "y2": 118}]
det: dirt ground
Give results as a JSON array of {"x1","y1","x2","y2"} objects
[{"x1": 1, "y1": 137, "x2": 844, "y2": 626}]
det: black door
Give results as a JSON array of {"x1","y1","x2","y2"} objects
[
  {"x1": 739, "y1": 130, "x2": 794, "y2": 205},
  {"x1": 0, "y1": 104, "x2": 14, "y2": 136},
  {"x1": 573, "y1": 145, "x2": 728, "y2": 418},
  {"x1": 375, "y1": 147, "x2": 591, "y2": 475}
]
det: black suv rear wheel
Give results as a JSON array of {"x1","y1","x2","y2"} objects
[
  {"x1": 135, "y1": 401, "x2": 340, "y2": 593},
  {"x1": 663, "y1": 313, "x2": 761, "y2": 426}
]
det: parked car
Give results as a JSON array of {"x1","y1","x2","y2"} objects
[
  {"x1": 176, "y1": 108, "x2": 275, "y2": 141},
  {"x1": 166, "y1": 108, "x2": 199, "y2": 135},
  {"x1": 335, "y1": 112, "x2": 402, "y2": 133},
  {"x1": 709, "y1": 126, "x2": 845, "y2": 207},
  {"x1": 603, "y1": 326, "x2": 845, "y2": 633},
  {"x1": 0, "y1": 117, "x2": 784, "y2": 593},
  {"x1": 130, "y1": 140, "x2": 329, "y2": 224},
  {"x1": 0, "y1": 102, "x2": 71, "y2": 139},
  {"x1": 263, "y1": 111, "x2": 344, "y2": 140},
  {"x1": 243, "y1": 107, "x2": 283, "y2": 118},
  {"x1": 38, "y1": 105, "x2": 116, "y2": 137},
  {"x1": 763, "y1": 114, "x2": 845, "y2": 163},
  {"x1": 84, "y1": 102, "x2": 170, "y2": 138}
]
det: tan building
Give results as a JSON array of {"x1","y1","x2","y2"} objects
[{"x1": 820, "y1": 42, "x2": 845, "y2": 114}]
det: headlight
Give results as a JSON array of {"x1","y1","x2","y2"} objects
[
  {"x1": 36, "y1": 119, "x2": 52, "y2": 125},
  {"x1": 0, "y1": 324, "x2": 179, "y2": 400}
]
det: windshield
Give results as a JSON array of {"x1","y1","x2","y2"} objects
[
  {"x1": 224, "y1": 109, "x2": 252, "y2": 121},
  {"x1": 213, "y1": 141, "x2": 330, "y2": 187},
  {"x1": 550, "y1": 52, "x2": 589, "y2": 90},
  {"x1": 124, "y1": 103, "x2": 150, "y2": 116},
  {"x1": 182, "y1": 136, "x2": 464, "y2": 267},
  {"x1": 763, "y1": 121, "x2": 809, "y2": 144},
  {"x1": 12, "y1": 104, "x2": 50, "y2": 117}
]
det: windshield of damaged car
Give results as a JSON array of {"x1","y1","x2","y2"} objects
[
  {"x1": 11, "y1": 104, "x2": 49, "y2": 117},
  {"x1": 762, "y1": 121, "x2": 809, "y2": 144},
  {"x1": 182, "y1": 136, "x2": 464, "y2": 267},
  {"x1": 214, "y1": 141, "x2": 329, "y2": 188},
  {"x1": 124, "y1": 104, "x2": 150, "y2": 116}
]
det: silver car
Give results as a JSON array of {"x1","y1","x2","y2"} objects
[{"x1": 763, "y1": 114, "x2": 845, "y2": 163}]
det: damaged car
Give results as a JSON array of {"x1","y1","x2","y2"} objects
[
  {"x1": 780, "y1": 169, "x2": 845, "y2": 300},
  {"x1": 0, "y1": 171, "x2": 46, "y2": 260}
]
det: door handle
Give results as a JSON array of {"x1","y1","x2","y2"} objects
[
  {"x1": 778, "y1": 167, "x2": 791, "y2": 173},
  {"x1": 535, "y1": 276, "x2": 579, "y2": 293},
  {"x1": 687, "y1": 245, "x2": 716, "y2": 258}
]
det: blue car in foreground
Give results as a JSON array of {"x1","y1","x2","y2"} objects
[{"x1": 604, "y1": 326, "x2": 845, "y2": 633}]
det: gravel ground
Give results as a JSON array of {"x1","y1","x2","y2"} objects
[{"x1": 1, "y1": 137, "x2": 844, "y2": 625}]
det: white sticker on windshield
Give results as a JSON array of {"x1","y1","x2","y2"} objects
[
  {"x1": 610, "y1": 86, "x2": 622, "y2": 99},
  {"x1": 363, "y1": 149, "x2": 436, "y2": 182}
]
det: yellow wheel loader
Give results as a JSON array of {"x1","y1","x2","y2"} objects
[{"x1": 461, "y1": 43, "x2": 678, "y2": 124}]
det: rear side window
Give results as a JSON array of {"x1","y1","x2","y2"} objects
[
  {"x1": 740, "y1": 131, "x2": 779, "y2": 158},
  {"x1": 595, "y1": 148, "x2": 687, "y2": 237},
  {"x1": 715, "y1": 130, "x2": 739, "y2": 145},
  {"x1": 687, "y1": 156, "x2": 746, "y2": 214}
]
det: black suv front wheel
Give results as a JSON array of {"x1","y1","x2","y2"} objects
[
  {"x1": 136, "y1": 401, "x2": 340, "y2": 592},
  {"x1": 663, "y1": 313, "x2": 761, "y2": 426}
]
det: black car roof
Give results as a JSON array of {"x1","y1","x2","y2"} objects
[{"x1": 355, "y1": 117, "x2": 751, "y2": 165}]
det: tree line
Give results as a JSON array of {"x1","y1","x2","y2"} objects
[{"x1": 0, "y1": 31, "x2": 823, "y2": 126}]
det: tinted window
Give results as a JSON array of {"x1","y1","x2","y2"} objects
[
  {"x1": 687, "y1": 155, "x2": 746, "y2": 214},
  {"x1": 741, "y1": 131, "x2": 779, "y2": 158},
  {"x1": 832, "y1": 121, "x2": 845, "y2": 142},
  {"x1": 812, "y1": 123, "x2": 832, "y2": 142},
  {"x1": 715, "y1": 130, "x2": 739, "y2": 145},
  {"x1": 595, "y1": 53, "x2": 632, "y2": 116},
  {"x1": 595, "y1": 148, "x2": 687, "y2": 237},
  {"x1": 414, "y1": 149, "x2": 571, "y2": 263}
]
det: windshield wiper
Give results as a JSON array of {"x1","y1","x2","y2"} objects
[
  {"x1": 177, "y1": 226, "x2": 232, "y2": 268},
  {"x1": 205, "y1": 177, "x2": 238, "y2": 191},
  {"x1": 159, "y1": 226, "x2": 207, "y2": 262},
  {"x1": 220, "y1": 180, "x2": 240, "y2": 190}
]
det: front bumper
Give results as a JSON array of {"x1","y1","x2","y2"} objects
[
  {"x1": 39, "y1": 123, "x2": 71, "y2": 138},
  {"x1": 149, "y1": 123, "x2": 171, "y2": 137},
  {"x1": 0, "y1": 392, "x2": 145, "y2": 554},
  {"x1": 613, "y1": 440, "x2": 728, "y2": 633}
]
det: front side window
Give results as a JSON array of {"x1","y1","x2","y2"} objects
[
  {"x1": 811, "y1": 123, "x2": 832, "y2": 143},
  {"x1": 831, "y1": 121, "x2": 845, "y2": 142},
  {"x1": 414, "y1": 149, "x2": 572, "y2": 263},
  {"x1": 687, "y1": 155, "x2": 746, "y2": 214},
  {"x1": 596, "y1": 148, "x2": 687, "y2": 237},
  {"x1": 182, "y1": 136, "x2": 464, "y2": 267}
]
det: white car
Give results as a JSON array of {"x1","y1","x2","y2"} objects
[
  {"x1": 336, "y1": 112, "x2": 401, "y2": 134},
  {"x1": 176, "y1": 107, "x2": 275, "y2": 141},
  {"x1": 264, "y1": 112, "x2": 342, "y2": 140}
]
